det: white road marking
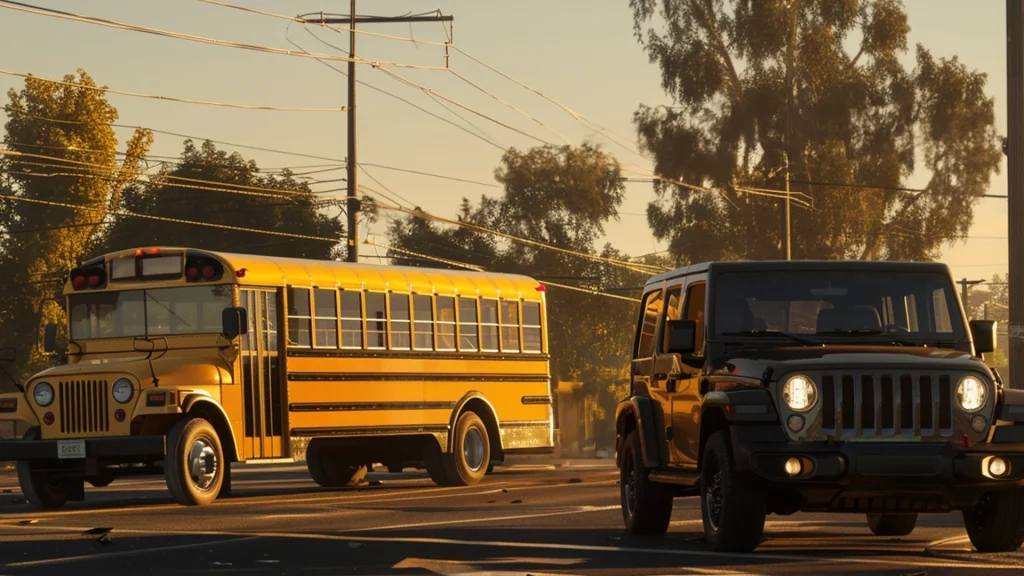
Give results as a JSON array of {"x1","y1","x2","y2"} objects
[
  {"x1": 40, "y1": 523, "x2": 1023, "y2": 571},
  {"x1": 4, "y1": 536, "x2": 260, "y2": 568},
  {"x1": 343, "y1": 505, "x2": 621, "y2": 532}
]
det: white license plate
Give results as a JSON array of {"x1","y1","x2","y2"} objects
[{"x1": 56, "y1": 440, "x2": 86, "y2": 459}]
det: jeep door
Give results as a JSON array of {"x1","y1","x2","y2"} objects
[
  {"x1": 667, "y1": 276, "x2": 706, "y2": 468},
  {"x1": 632, "y1": 284, "x2": 670, "y2": 464}
]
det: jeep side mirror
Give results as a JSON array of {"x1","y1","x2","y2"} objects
[
  {"x1": 222, "y1": 307, "x2": 248, "y2": 340},
  {"x1": 666, "y1": 319, "x2": 697, "y2": 354},
  {"x1": 43, "y1": 323, "x2": 58, "y2": 353},
  {"x1": 970, "y1": 319, "x2": 997, "y2": 356},
  {"x1": 0, "y1": 347, "x2": 14, "y2": 362}
]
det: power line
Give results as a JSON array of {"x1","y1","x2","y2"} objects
[
  {"x1": 0, "y1": 191, "x2": 341, "y2": 243},
  {"x1": 0, "y1": 0, "x2": 446, "y2": 71},
  {"x1": 0, "y1": 69, "x2": 344, "y2": 112},
  {"x1": 787, "y1": 178, "x2": 1008, "y2": 199}
]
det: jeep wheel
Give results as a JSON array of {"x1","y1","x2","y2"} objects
[
  {"x1": 963, "y1": 489, "x2": 1024, "y2": 553},
  {"x1": 305, "y1": 438, "x2": 368, "y2": 488},
  {"x1": 620, "y1": 430, "x2": 673, "y2": 535},
  {"x1": 700, "y1": 431, "x2": 766, "y2": 552},
  {"x1": 867, "y1": 513, "x2": 918, "y2": 536}
]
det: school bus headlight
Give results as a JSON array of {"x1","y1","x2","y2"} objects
[
  {"x1": 33, "y1": 382, "x2": 54, "y2": 407},
  {"x1": 112, "y1": 378, "x2": 135, "y2": 404}
]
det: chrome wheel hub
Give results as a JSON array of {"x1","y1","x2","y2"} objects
[
  {"x1": 464, "y1": 428, "x2": 485, "y2": 472},
  {"x1": 625, "y1": 469, "x2": 637, "y2": 515},
  {"x1": 705, "y1": 464, "x2": 723, "y2": 532},
  {"x1": 188, "y1": 438, "x2": 218, "y2": 491}
]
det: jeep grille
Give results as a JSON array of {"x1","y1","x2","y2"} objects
[
  {"x1": 59, "y1": 380, "x2": 110, "y2": 434},
  {"x1": 819, "y1": 372, "x2": 954, "y2": 440}
]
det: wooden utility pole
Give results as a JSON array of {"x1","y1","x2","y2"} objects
[
  {"x1": 959, "y1": 278, "x2": 985, "y2": 318},
  {"x1": 1008, "y1": 0, "x2": 1024, "y2": 388},
  {"x1": 316, "y1": 4, "x2": 454, "y2": 262}
]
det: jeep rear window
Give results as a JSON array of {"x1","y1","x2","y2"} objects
[{"x1": 712, "y1": 271, "x2": 964, "y2": 341}]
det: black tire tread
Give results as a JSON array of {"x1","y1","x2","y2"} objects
[
  {"x1": 700, "y1": 430, "x2": 767, "y2": 553},
  {"x1": 620, "y1": 430, "x2": 673, "y2": 535},
  {"x1": 963, "y1": 489, "x2": 1024, "y2": 553},
  {"x1": 164, "y1": 417, "x2": 224, "y2": 506}
]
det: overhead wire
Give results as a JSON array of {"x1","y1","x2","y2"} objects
[
  {"x1": 0, "y1": 0, "x2": 447, "y2": 71},
  {"x1": 0, "y1": 69, "x2": 344, "y2": 112}
]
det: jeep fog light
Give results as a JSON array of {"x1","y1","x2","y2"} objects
[
  {"x1": 783, "y1": 375, "x2": 817, "y2": 412},
  {"x1": 784, "y1": 457, "x2": 802, "y2": 476},
  {"x1": 971, "y1": 415, "x2": 988, "y2": 433},
  {"x1": 956, "y1": 376, "x2": 987, "y2": 412},
  {"x1": 787, "y1": 414, "x2": 805, "y2": 432},
  {"x1": 988, "y1": 457, "x2": 1009, "y2": 478}
]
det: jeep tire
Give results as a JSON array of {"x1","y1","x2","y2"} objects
[
  {"x1": 620, "y1": 430, "x2": 673, "y2": 535},
  {"x1": 700, "y1": 430, "x2": 767, "y2": 552},
  {"x1": 305, "y1": 438, "x2": 368, "y2": 488},
  {"x1": 867, "y1": 513, "x2": 918, "y2": 537},
  {"x1": 963, "y1": 489, "x2": 1024, "y2": 553}
]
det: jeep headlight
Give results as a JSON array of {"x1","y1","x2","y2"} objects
[
  {"x1": 111, "y1": 378, "x2": 135, "y2": 404},
  {"x1": 782, "y1": 375, "x2": 817, "y2": 412},
  {"x1": 33, "y1": 381, "x2": 54, "y2": 407},
  {"x1": 956, "y1": 376, "x2": 987, "y2": 413}
]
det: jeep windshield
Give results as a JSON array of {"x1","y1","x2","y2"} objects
[
  {"x1": 712, "y1": 270, "x2": 965, "y2": 345},
  {"x1": 69, "y1": 285, "x2": 232, "y2": 340}
]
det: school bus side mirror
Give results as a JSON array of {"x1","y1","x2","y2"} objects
[
  {"x1": 43, "y1": 323, "x2": 58, "y2": 353},
  {"x1": 222, "y1": 307, "x2": 248, "y2": 340}
]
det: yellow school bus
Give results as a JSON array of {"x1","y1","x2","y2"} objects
[{"x1": 0, "y1": 247, "x2": 553, "y2": 508}]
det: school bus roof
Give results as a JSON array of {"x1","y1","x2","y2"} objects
[{"x1": 90, "y1": 247, "x2": 544, "y2": 299}]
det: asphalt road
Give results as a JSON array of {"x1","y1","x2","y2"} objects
[{"x1": 0, "y1": 461, "x2": 1022, "y2": 575}]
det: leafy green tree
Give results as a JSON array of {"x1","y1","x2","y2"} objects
[
  {"x1": 101, "y1": 139, "x2": 342, "y2": 260},
  {"x1": 629, "y1": 0, "x2": 1001, "y2": 263},
  {"x1": 0, "y1": 70, "x2": 151, "y2": 381},
  {"x1": 388, "y1": 144, "x2": 645, "y2": 448}
]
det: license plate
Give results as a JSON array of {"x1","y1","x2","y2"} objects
[{"x1": 57, "y1": 440, "x2": 86, "y2": 459}]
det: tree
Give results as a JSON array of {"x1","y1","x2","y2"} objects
[
  {"x1": 101, "y1": 139, "x2": 342, "y2": 260},
  {"x1": 388, "y1": 144, "x2": 645, "y2": 448},
  {"x1": 629, "y1": 0, "x2": 1001, "y2": 264},
  {"x1": 0, "y1": 70, "x2": 151, "y2": 380}
]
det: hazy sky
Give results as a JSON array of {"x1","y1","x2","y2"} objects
[{"x1": 0, "y1": 0, "x2": 1010, "y2": 288}]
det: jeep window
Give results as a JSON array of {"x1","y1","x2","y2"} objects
[
  {"x1": 712, "y1": 271, "x2": 965, "y2": 343},
  {"x1": 635, "y1": 289, "x2": 663, "y2": 358},
  {"x1": 685, "y1": 282, "x2": 706, "y2": 356},
  {"x1": 661, "y1": 286, "x2": 683, "y2": 353}
]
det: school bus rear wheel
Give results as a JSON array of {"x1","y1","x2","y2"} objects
[{"x1": 443, "y1": 411, "x2": 491, "y2": 486}]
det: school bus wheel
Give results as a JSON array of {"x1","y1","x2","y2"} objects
[
  {"x1": 164, "y1": 416, "x2": 226, "y2": 506},
  {"x1": 443, "y1": 411, "x2": 491, "y2": 486},
  {"x1": 305, "y1": 438, "x2": 368, "y2": 488},
  {"x1": 16, "y1": 428, "x2": 84, "y2": 510}
]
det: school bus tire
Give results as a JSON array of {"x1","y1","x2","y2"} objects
[
  {"x1": 16, "y1": 427, "x2": 81, "y2": 510},
  {"x1": 443, "y1": 411, "x2": 491, "y2": 486},
  {"x1": 305, "y1": 438, "x2": 367, "y2": 488},
  {"x1": 164, "y1": 417, "x2": 226, "y2": 506}
]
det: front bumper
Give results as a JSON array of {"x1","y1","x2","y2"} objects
[
  {"x1": 0, "y1": 435, "x2": 166, "y2": 462},
  {"x1": 731, "y1": 426, "x2": 1024, "y2": 510}
]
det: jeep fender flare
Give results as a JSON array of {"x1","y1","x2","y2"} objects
[{"x1": 615, "y1": 396, "x2": 662, "y2": 469}]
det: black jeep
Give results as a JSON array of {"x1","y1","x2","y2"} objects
[{"x1": 615, "y1": 261, "x2": 1024, "y2": 553}]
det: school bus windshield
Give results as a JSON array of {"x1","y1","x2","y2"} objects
[{"x1": 69, "y1": 285, "x2": 232, "y2": 339}]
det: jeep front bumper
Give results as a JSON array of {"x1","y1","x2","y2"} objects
[{"x1": 0, "y1": 435, "x2": 166, "y2": 461}]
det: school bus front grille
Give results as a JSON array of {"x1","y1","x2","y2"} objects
[{"x1": 59, "y1": 380, "x2": 110, "y2": 434}]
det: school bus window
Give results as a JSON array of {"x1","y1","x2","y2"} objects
[
  {"x1": 436, "y1": 296, "x2": 456, "y2": 351},
  {"x1": 340, "y1": 291, "x2": 363, "y2": 349},
  {"x1": 500, "y1": 300, "x2": 520, "y2": 352},
  {"x1": 480, "y1": 298, "x2": 499, "y2": 352},
  {"x1": 390, "y1": 293, "x2": 412, "y2": 350},
  {"x1": 522, "y1": 301, "x2": 542, "y2": 352},
  {"x1": 365, "y1": 292, "x2": 387, "y2": 349},
  {"x1": 264, "y1": 292, "x2": 279, "y2": 351},
  {"x1": 313, "y1": 288, "x2": 338, "y2": 348},
  {"x1": 413, "y1": 294, "x2": 434, "y2": 350},
  {"x1": 458, "y1": 297, "x2": 479, "y2": 351},
  {"x1": 287, "y1": 287, "x2": 312, "y2": 347}
]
